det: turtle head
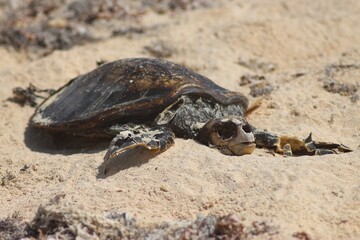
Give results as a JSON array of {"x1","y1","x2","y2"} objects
[{"x1": 197, "y1": 116, "x2": 256, "y2": 155}]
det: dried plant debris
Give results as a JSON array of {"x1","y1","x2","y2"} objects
[
  {"x1": 0, "y1": 171, "x2": 16, "y2": 187},
  {"x1": 323, "y1": 79, "x2": 359, "y2": 102},
  {"x1": 20, "y1": 164, "x2": 31, "y2": 172},
  {"x1": 112, "y1": 24, "x2": 167, "y2": 38},
  {"x1": 240, "y1": 74, "x2": 274, "y2": 97},
  {"x1": 324, "y1": 63, "x2": 360, "y2": 78},
  {"x1": 291, "y1": 71, "x2": 307, "y2": 78},
  {"x1": 250, "y1": 82, "x2": 274, "y2": 97},
  {"x1": 0, "y1": 212, "x2": 25, "y2": 240},
  {"x1": 320, "y1": 63, "x2": 360, "y2": 103},
  {"x1": 2, "y1": 200, "x2": 283, "y2": 239},
  {"x1": 10, "y1": 83, "x2": 55, "y2": 107},
  {"x1": 239, "y1": 74, "x2": 267, "y2": 86},
  {"x1": 145, "y1": 0, "x2": 214, "y2": 13},
  {"x1": 293, "y1": 231, "x2": 312, "y2": 240},
  {"x1": 0, "y1": 0, "x2": 214, "y2": 55},
  {"x1": 65, "y1": 0, "x2": 134, "y2": 23},
  {"x1": 112, "y1": 26, "x2": 146, "y2": 36},
  {"x1": 238, "y1": 57, "x2": 277, "y2": 73},
  {"x1": 0, "y1": 0, "x2": 97, "y2": 55},
  {"x1": 144, "y1": 40, "x2": 176, "y2": 58}
]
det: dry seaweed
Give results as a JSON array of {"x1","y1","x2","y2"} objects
[
  {"x1": 17, "y1": 200, "x2": 281, "y2": 239},
  {"x1": 237, "y1": 57, "x2": 277, "y2": 73},
  {"x1": 320, "y1": 63, "x2": 360, "y2": 102},
  {"x1": 0, "y1": 212, "x2": 25, "y2": 240},
  {"x1": 239, "y1": 74, "x2": 274, "y2": 97},
  {"x1": 0, "y1": 0, "x2": 214, "y2": 56}
]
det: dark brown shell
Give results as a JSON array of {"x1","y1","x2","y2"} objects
[{"x1": 31, "y1": 58, "x2": 248, "y2": 133}]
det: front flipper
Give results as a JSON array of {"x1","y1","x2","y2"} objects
[
  {"x1": 302, "y1": 133, "x2": 352, "y2": 155},
  {"x1": 103, "y1": 124, "x2": 175, "y2": 173},
  {"x1": 254, "y1": 130, "x2": 352, "y2": 156}
]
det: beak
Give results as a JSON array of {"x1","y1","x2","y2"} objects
[
  {"x1": 229, "y1": 142, "x2": 256, "y2": 155},
  {"x1": 228, "y1": 124, "x2": 255, "y2": 155}
]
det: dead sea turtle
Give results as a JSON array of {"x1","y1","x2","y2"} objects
[{"x1": 21, "y1": 58, "x2": 350, "y2": 173}]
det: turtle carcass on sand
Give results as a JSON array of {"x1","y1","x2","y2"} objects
[{"x1": 16, "y1": 58, "x2": 351, "y2": 173}]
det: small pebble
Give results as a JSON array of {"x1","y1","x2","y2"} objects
[{"x1": 160, "y1": 185, "x2": 169, "y2": 192}]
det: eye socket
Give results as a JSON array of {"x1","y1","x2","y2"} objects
[
  {"x1": 217, "y1": 122, "x2": 237, "y2": 140},
  {"x1": 242, "y1": 123, "x2": 252, "y2": 133}
]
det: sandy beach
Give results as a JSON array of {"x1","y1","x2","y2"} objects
[{"x1": 0, "y1": 0, "x2": 359, "y2": 239}]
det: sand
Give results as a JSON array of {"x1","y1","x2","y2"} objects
[{"x1": 1, "y1": 0, "x2": 360, "y2": 239}]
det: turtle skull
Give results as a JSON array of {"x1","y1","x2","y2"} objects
[{"x1": 198, "y1": 117, "x2": 256, "y2": 155}]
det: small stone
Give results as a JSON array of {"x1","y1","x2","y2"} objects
[
  {"x1": 291, "y1": 109, "x2": 300, "y2": 116},
  {"x1": 160, "y1": 185, "x2": 169, "y2": 192}
]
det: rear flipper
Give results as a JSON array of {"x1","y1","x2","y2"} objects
[
  {"x1": 253, "y1": 130, "x2": 352, "y2": 156},
  {"x1": 12, "y1": 83, "x2": 55, "y2": 107},
  {"x1": 103, "y1": 124, "x2": 175, "y2": 173}
]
